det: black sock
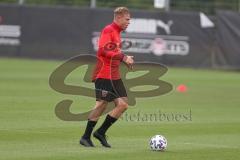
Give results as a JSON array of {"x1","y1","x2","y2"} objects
[
  {"x1": 97, "y1": 114, "x2": 117, "y2": 135},
  {"x1": 82, "y1": 120, "x2": 97, "y2": 139}
]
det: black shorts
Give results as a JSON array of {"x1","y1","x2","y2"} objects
[{"x1": 95, "y1": 78, "x2": 127, "y2": 102}]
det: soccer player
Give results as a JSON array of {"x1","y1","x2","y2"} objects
[{"x1": 80, "y1": 7, "x2": 134, "y2": 148}]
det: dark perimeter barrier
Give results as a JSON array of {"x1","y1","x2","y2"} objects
[{"x1": 0, "y1": 4, "x2": 239, "y2": 69}]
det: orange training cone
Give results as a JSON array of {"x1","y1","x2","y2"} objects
[{"x1": 176, "y1": 84, "x2": 188, "y2": 93}]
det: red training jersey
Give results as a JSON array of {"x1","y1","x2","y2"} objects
[{"x1": 92, "y1": 22, "x2": 124, "y2": 81}]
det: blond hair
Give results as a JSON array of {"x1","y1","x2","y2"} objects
[{"x1": 114, "y1": 7, "x2": 129, "y2": 18}]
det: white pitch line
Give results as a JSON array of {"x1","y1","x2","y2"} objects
[
  {"x1": 0, "y1": 129, "x2": 51, "y2": 134},
  {"x1": 183, "y1": 142, "x2": 240, "y2": 149}
]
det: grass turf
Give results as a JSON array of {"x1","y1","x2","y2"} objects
[{"x1": 0, "y1": 57, "x2": 240, "y2": 160}]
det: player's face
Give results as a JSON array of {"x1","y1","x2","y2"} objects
[{"x1": 118, "y1": 13, "x2": 130, "y2": 30}]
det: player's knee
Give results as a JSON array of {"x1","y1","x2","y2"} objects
[
  {"x1": 95, "y1": 100, "x2": 108, "y2": 108},
  {"x1": 119, "y1": 102, "x2": 128, "y2": 111}
]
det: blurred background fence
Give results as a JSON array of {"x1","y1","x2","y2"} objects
[
  {"x1": 0, "y1": 0, "x2": 240, "y2": 69},
  {"x1": 1, "y1": 0, "x2": 240, "y2": 14}
]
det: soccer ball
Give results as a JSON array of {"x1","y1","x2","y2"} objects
[{"x1": 149, "y1": 135, "x2": 167, "y2": 151}]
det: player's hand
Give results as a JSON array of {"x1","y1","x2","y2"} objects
[
  {"x1": 123, "y1": 55, "x2": 134, "y2": 70},
  {"x1": 123, "y1": 55, "x2": 134, "y2": 64}
]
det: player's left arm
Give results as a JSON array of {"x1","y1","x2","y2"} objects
[{"x1": 98, "y1": 28, "x2": 124, "y2": 60}]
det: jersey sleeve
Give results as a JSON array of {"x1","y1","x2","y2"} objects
[{"x1": 98, "y1": 28, "x2": 124, "y2": 60}]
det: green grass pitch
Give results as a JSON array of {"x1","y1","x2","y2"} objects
[{"x1": 0, "y1": 57, "x2": 240, "y2": 160}]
